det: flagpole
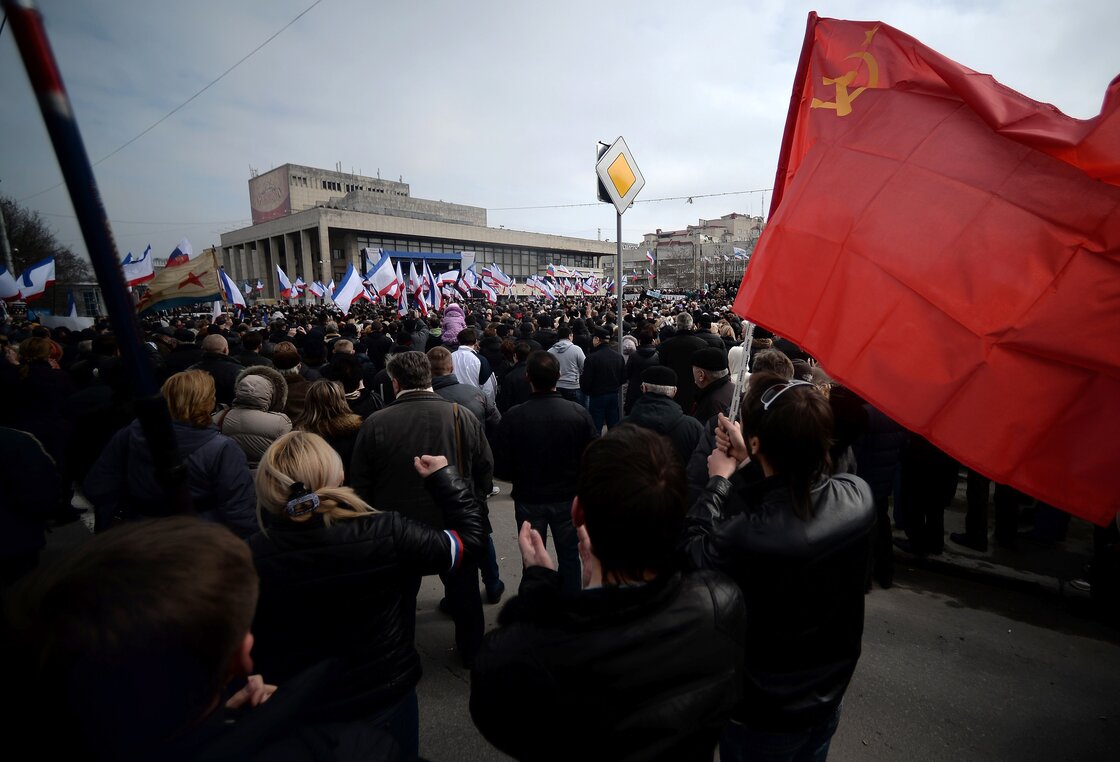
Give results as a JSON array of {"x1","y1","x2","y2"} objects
[
  {"x1": 6, "y1": 0, "x2": 191, "y2": 513},
  {"x1": 616, "y1": 211, "x2": 624, "y2": 420}
]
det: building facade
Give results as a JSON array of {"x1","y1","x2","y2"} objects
[
  {"x1": 641, "y1": 212, "x2": 765, "y2": 291},
  {"x1": 220, "y1": 164, "x2": 614, "y2": 300}
]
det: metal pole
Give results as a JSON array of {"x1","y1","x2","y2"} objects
[
  {"x1": 5, "y1": 0, "x2": 191, "y2": 514},
  {"x1": 616, "y1": 211, "x2": 624, "y2": 420}
]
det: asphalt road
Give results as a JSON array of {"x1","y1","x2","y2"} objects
[{"x1": 416, "y1": 481, "x2": 1120, "y2": 761}]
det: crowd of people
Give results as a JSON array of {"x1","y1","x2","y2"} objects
[{"x1": 0, "y1": 284, "x2": 1115, "y2": 760}]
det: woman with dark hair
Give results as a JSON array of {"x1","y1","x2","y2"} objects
[
  {"x1": 294, "y1": 379, "x2": 364, "y2": 478},
  {"x1": 681, "y1": 371, "x2": 875, "y2": 761}
]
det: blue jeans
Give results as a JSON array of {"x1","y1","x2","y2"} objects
[
  {"x1": 587, "y1": 391, "x2": 621, "y2": 431},
  {"x1": 557, "y1": 387, "x2": 584, "y2": 406},
  {"x1": 720, "y1": 705, "x2": 842, "y2": 762},
  {"x1": 515, "y1": 500, "x2": 581, "y2": 593},
  {"x1": 369, "y1": 688, "x2": 419, "y2": 760},
  {"x1": 481, "y1": 534, "x2": 501, "y2": 587}
]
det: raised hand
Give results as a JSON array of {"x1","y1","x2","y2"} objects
[{"x1": 413, "y1": 454, "x2": 449, "y2": 478}]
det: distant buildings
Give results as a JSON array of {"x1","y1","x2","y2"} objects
[
  {"x1": 219, "y1": 164, "x2": 613, "y2": 300},
  {"x1": 641, "y1": 213, "x2": 765, "y2": 291}
]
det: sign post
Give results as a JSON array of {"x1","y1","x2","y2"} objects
[{"x1": 595, "y1": 136, "x2": 645, "y2": 420}]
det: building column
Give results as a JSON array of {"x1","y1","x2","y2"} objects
[
  {"x1": 317, "y1": 219, "x2": 332, "y2": 284},
  {"x1": 298, "y1": 229, "x2": 315, "y2": 301},
  {"x1": 261, "y1": 238, "x2": 275, "y2": 300}
]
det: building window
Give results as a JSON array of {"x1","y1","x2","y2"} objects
[
  {"x1": 332, "y1": 249, "x2": 345, "y2": 261},
  {"x1": 82, "y1": 291, "x2": 98, "y2": 316}
]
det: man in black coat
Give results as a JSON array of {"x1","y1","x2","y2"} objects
[
  {"x1": 493, "y1": 351, "x2": 597, "y2": 593},
  {"x1": 496, "y1": 341, "x2": 533, "y2": 415},
  {"x1": 580, "y1": 328, "x2": 626, "y2": 431},
  {"x1": 625, "y1": 366, "x2": 704, "y2": 468},
  {"x1": 690, "y1": 347, "x2": 735, "y2": 422},
  {"x1": 656, "y1": 312, "x2": 709, "y2": 413},
  {"x1": 472, "y1": 425, "x2": 745, "y2": 760},
  {"x1": 351, "y1": 351, "x2": 493, "y2": 667},
  {"x1": 623, "y1": 327, "x2": 660, "y2": 414},
  {"x1": 190, "y1": 334, "x2": 243, "y2": 406}
]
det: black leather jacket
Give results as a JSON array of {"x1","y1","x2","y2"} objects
[
  {"x1": 248, "y1": 465, "x2": 484, "y2": 721},
  {"x1": 471, "y1": 566, "x2": 745, "y2": 761},
  {"x1": 681, "y1": 472, "x2": 874, "y2": 731}
]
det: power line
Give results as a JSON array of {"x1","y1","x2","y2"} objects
[
  {"x1": 35, "y1": 210, "x2": 251, "y2": 226},
  {"x1": 488, "y1": 187, "x2": 772, "y2": 212},
  {"x1": 18, "y1": 0, "x2": 324, "y2": 203}
]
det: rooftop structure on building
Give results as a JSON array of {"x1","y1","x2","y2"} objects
[{"x1": 220, "y1": 163, "x2": 613, "y2": 300}]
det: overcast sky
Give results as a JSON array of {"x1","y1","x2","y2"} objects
[{"x1": 2, "y1": 0, "x2": 1116, "y2": 264}]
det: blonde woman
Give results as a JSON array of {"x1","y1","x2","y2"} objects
[
  {"x1": 84, "y1": 370, "x2": 256, "y2": 537},
  {"x1": 248, "y1": 431, "x2": 484, "y2": 758},
  {"x1": 293, "y1": 379, "x2": 363, "y2": 478}
]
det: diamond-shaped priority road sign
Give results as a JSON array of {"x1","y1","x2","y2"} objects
[{"x1": 595, "y1": 136, "x2": 645, "y2": 215}]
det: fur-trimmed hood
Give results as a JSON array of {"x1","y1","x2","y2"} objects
[{"x1": 235, "y1": 364, "x2": 288, "y2": 413}]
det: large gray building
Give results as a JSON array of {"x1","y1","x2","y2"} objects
[{"x1": 219, "y1": 163, "x2": 613, "y2": 300}]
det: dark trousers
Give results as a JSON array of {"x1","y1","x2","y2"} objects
[
  {"x1": 587, "y1": 391, "x2": 621, "y2": 431},
  {"x1": 966, "y1": 471, "x2": 1028, "y2": 547},
  {"x1": 480, "y1": 535, "x2": 501, "y2": 588},
  {"x1": 557, "y1": 387, "x2": 583, "y2": 405},
  {"x1": 721, "y1": 705, "x2": 842, "y2": 762},
  {"x1": 868, "y1": 495, "x2": 893, "y2": 586},
  {"x1": 440, "y1": 561, "x2": 484, "y2": 666}
]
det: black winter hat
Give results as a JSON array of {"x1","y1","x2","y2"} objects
[
  {"x1": 641, "y1": 366, "x2": 677, "y2": 386},
  {"x1": 691, "y1": 347, "x2": 728, "y2": 372}
]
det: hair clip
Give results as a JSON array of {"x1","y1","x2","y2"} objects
[{"x1": 285, "y1": 481, "x2": 320, "y2": 517}]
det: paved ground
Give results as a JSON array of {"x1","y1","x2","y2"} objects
[{"x1": 45, "y1": 478, "x2": 1120, "y2": 760}]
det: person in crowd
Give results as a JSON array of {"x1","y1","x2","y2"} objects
[
  {"x1": 548, "y1": 323, "x2": 585, "y2": 405},
  {"x1": 213, "y1": 365, "x2": 292, "y2": 470},
  {"x1": 429, "y1": 346, "x2": 501, "y2": 442},
  {"x1": 580, "y1": 327, "x2": 626, "y2": 431},
  {"x1": 531, "y1": 314, "x2": 558, "y2": 350},
  {"x1": 493, "y1": 350, "x2": 597, "y2": 593},
  {"x1": 441, "y1": 303, "x2": 467, "y2": 349},
  {"x1": 236, "y1": 330, "x2": 273, "y2": 368},
  {"x1": 657, "y1": 312, "x2": 709, "y2": 412},
  {"x1": 84, "y1": 370, "x2": 256, "y2": 538},
  {"x1": 329, "y1": 352, "x2": 384, "y2": 419},
  {"x1": 0, "y1": 427, "x2": 60, "y2": 586},
  {"x1": 852, "y1": 403, "x2": 910, "y2": 589},
  {"x1": 190, "y1": 334, "x2": 243, "y2": 406},
  {"x1": 351, "y1": 351, "x2": 494, "y2": 667},
  {"x1": 623, "y1": 326, "x2": 660, "y2": 414},
  {"x1": 626, "y1": 366, "x2": 704, "y2": 468},
  {"x1": 273, "y1": 341, "x2": 312, "y2": 421},
  {"x1": 695, "y1": 313, "x2": 726, "y2": 350},
  {"x1": 2, "y1": 516, "x2": 400, "y2": 759},
  {"x1": 496, "y1": 340, "x2": 532, "y2": 414},
  {"x1": 428, "y1": 345, "x2": 504, "y2": 602},
  {"x1": 896, "y1": 436, "x2": 959, "y2": 556},
  {"x1": 472, "y1": 425, "x2": 745, "y2": 760},
  {"x1": 681, "y1": 372, "x2": 875, "y2": 761},
  {"x1": 451, "y1": 328, "x2": 497, "y2": 404},
  {"x1": 294, "y1": 379, "x2": 364, "y2": 481},
  {"x1": 690, "y1": 346, "x2": 734, "y2": 422},
  {"x1": 250, "y1": 431, "x2": 484, "y2": 757}
]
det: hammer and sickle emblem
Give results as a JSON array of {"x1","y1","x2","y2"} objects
[{"x1": 811, "y1": 51, "x2": 880, "y2": 116}]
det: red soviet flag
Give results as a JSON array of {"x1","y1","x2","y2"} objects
[{"x1": 734, "y1": 13, "x2": 1120, "y2": 525}]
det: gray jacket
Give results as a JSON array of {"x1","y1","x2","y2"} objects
[
  {"x1": 215, "y1": 365, "x2": 292, "y2": 468},
  {"x1": 548, "y1": 339, "x2": 585, "y2": 390}
]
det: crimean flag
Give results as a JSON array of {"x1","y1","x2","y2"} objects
[
  {"x1": 732, "y1": 13, "x2": 1120, "y2": 525},
  {"x1": 137, "y1": 250, "x2": 222, "y2": 314}
]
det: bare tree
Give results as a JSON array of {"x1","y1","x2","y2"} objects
[{"x1": 1, "y1": 196, "x2": 92, "y2": 283}]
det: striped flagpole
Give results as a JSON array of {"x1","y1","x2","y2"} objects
[{"x1": 5, "y1": 0, "x2": 191, "y2": 512}]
